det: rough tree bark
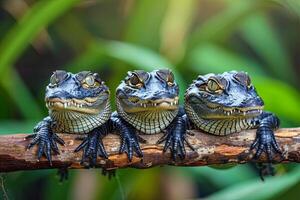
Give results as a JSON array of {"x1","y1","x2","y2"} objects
[{"x1": 0, "y1": 128, "x2": 299, "y2": 172}]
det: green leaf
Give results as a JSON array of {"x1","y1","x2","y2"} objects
[
  {"x1": 44, "y1": 170, "x2": 75, "y2": 200},
  {"x1": 0, "y1": 0, "x2": 80, "y2": 119},
  {"x1": 254, "y1": 76, "x2": 300, "y2": 125},
  {"x1": 0, "y1": 68, "x2": 43, "y2": 119},
  {"x1": 0, "y1": 0, "x2": 80, "y2": 74},
  {"x1": 95, "y1": 168, "x2": 161, "y2": 200},
  {"x1": 186, "y1": 165, "x2": 256, "y2": 188},
  {"x1": 274, "y1": 0, "x2": 300, "y2": 18},
  {"x1": 124, "y1": 0, "x2": 168, "y2": 49},
  {"x1": 239, "y1": 12, "x2": 295, "y2": 83},
  {"x1": 103, "y1": 40, "x2": 172, "y2": 70},
  {"x1": 189, "y1": 0, "x2": 260, "y2": 47},
  {"x1": 188, "y1": 43, "x2": 265, "y2": 75},
  {"x1": 0, "y1": 120, "x2": 37, "y2": 134},
  {"x1": 206, "y1": 167, "x2": 300, "y2": 200},
  {"x1": 66, "y1": 46, "x2": 107, "y2": 72},
  {"x1": 159, "y1": 0, "x2": 197, "y2": 62}
]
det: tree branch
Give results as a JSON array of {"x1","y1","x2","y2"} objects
[{"x1": 0, "y1": 128, "x2": 299, "y2": 172}]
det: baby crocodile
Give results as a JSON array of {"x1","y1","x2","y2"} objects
[
  {"x1": 26, "y1": 70, "x2": 111, "y2": 165},
  {"x1": 184, "y1": 71, "x2": 282, "y2": 160},
  {"x1": 113, "y1": 69, "x2": 192, "y2": 160}
]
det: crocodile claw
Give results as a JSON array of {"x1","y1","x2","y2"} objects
[
  {"x1": 250, "y1": 127, "x2": 283, "y2": 162},
  {"x1": 74, "y1": 131, "x2": 108, "y2": 167},
  {"x1": 158, "y1": 116, "x2": 194, "y2": 161},
  {"x1": 158, "y1": 129, "x2": 193, "y2": 161},
  {"x1": 110, "y1": 114, "x2": 143, "y2": 161},
  {"x1": 26, "y1": 128, "x2": 64, "y2": 165},
  {"x1": 119, "y1": 129, "x2": 143, "y2": 161}
]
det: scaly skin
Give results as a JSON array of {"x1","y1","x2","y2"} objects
[
  {"x1": 184, "y1": 71, "x2": 282, "y2": 162},
  {"x1": 26, "y1": 70, "x2": 111, "y2": 166},
  {"x1": 114, "y1": 69, "x2": 193, "y2": 160}
]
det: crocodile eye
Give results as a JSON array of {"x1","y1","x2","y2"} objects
[
  {"x1": 207, "y1": 79, "x2": 222, "y2": 93},
  {"x1": 82, "y1": 75, "x2": 100, "y2": 88},
  {"x1": 86, "y1": 75, "x2": 95, "y2": 86},
  {"x1": 129, "y1": 74, "x2": 143, "y2": 88}
]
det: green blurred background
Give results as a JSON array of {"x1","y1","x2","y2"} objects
[{"x1": 0, "y1": 0, "x2": 300, "y2": 199}]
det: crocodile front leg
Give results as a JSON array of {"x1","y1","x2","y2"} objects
[
  {"x1": 250, "y1": 112, "x2": 283, "y2": 161},
  {"x1": 158, "y1": 114, "x2": 194, "y2": 161},
  {"x1": 110, "y1": 112, "x2": 143, "y2": 161},
  {"x1": 74, "y1": 123, "x2": 109, "y2": 167},
  {"x1": 26, "y1": 116, "x2": 65, "y2": 165}
]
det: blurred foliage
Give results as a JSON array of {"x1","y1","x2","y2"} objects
[{"x1": 0, "y1": 0, "x2": 300, "y2": 199}]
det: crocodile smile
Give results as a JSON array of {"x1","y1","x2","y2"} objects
[
  {"x1": 205, "y1": 106, "x2": 264, "y2": 119},
  {"x1": 119, "y1": 97, "x2": 179, "y2": 113},
  {"x1": 46, "y1": 93, "x2": 109, "y2": 115}
]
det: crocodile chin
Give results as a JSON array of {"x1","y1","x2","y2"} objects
[
  {"x1": 49, "y1": 100, "x2": 111, "y2": 134},
  {"x1": 116, "y1": 98, "x2": 178, "y2": 134}
]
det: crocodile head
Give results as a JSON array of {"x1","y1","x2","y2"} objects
[
  {"x1": 116, "y1": 69, "x2": 179, "y2": 134},
  {"x1": 185, "y1": 71, "x2": 264, "y2": 122},
  {"x1": 45, "y1": 70, "x2": 111, "y2": 134}
]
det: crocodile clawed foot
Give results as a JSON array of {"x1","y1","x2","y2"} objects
[
  {"x1": 158, "y1": 116, "x2": 194, "y2": 161},
  {"x1": 158, "y1": 129, "x2": 193, "y2": 161},
  {"x1": 74, "y1": 131, "x2": 108, "y2": 167},
  {"x1": 250, "y1": 126, "x2": 283, "y2": 180},
  {"x1": 26, "y1": 120, "x2": 65, "y2": 165},
  {"x1": 119, "y1": 129, "x2": 143, "y2": 162},
  {"x1": 250, "y1": 127, "x2": 283, "y2": 162}
]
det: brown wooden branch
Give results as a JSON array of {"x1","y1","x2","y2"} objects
[{"x1": 0, "y1": 128, "x2": 299, "y2": 172}]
